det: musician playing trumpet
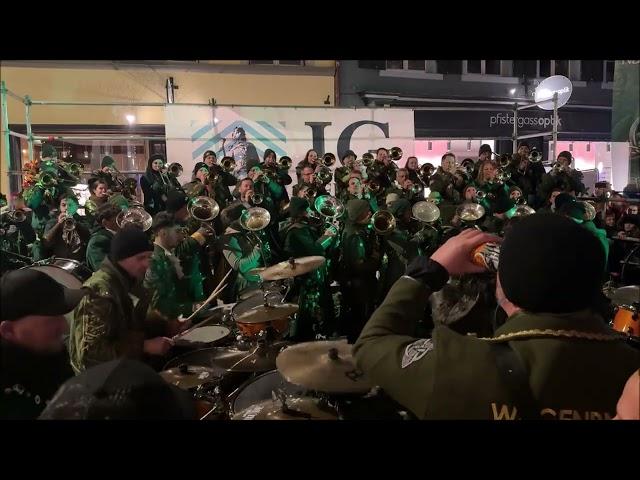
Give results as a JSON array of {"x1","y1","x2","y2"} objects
[{"x1": 39, "y1": 196, "x2": 91, "y2": 263}]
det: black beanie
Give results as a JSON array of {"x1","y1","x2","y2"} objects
[
  {"x1": 557, "y1": 151, "x2": 572, "y2": 162},
  {"x1": 203, "y1": 150, "x2": 216, "y2": 160},
  {"x1": 221, "y1": 204, "x2": 247, "y2": 229},
  {"x1": 289, "y1": 197, "x2": 309, "y2": 218},
  {"x1": 151, "y1": 212, "x2": 176, "y2": 233},
  {"x1": 341, "y1": 150, "x2": 356, "y2": 161},
  {"x1": 479, "y1": 144, "x2": 492, "y2": 155},
  {"x1": 498, "y1": 214, "x2": 605, "y2": 313},
  {"x1": 554, "y1": 193, "x2": 575, "y2": 211},
  {"x1": 166, "y1": 190, "x2": 188, "y2": 213},
  {"x1": 110, "y1": 227, "x2": 153, "y2": 262},
  {"x1": 101, "y1": 156, "x2": 115, "y2": 168}
]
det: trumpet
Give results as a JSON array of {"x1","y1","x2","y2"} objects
[
  {"x1": 361, "y1": 152, "x2": 375, "y2": 168},
  {"x1": 277, "y1": 155, "x2": 292, "y2": 170},
  {"x1": 495, "y1": 169, "x2": 512, "y2": 184},
  {"x1": 168, "y1": 162, "x2": 183, "y2": 177},
  {"x1": 248, "y1": 192, "x2": 263, "y2": 205},
  {"x1": 528, "y1": 149, "x2": 543, "y2": 163},
  {"x1": 418, "y1": 163, "x2": 436, "y2": 185},
  {"x1": 371, "y1": 210, "x2": 396, "y2": 236},
  {"x1": 321, "y1": 153, "x2": 336, "y2": 167},
  {"x1": 365, "y1": 178, "x2": 382, "y2": 195},
  {"x1": 220, "y1": 157, "x2": 236, "y2": 173},
  {"x1": 62, "y1": 215, "x2": 76, "y2": 232},
  {"x1": 492, "y1": 152, "x2": 512, "y2": 168},
  {"x1": 552, "y1": 162, "x2": 570, "y2": 174},
  {"x1": 303, "y1": 186, "x2": 318, "y2": 201},
  {"x1": 389, "y1": 147, "x2": 403, "y2": 162},
  {"x1": 35, "y1": 172, "x2": 57, "y2": 188},
  {"x1": 6, "y1": 209, "x2": 27, "y2": 223}
]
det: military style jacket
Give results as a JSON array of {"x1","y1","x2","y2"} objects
[
  {"x1": 69, "y1": 258, "x2": 164, "y2": 373},
  {"x1": 354, "y1": 264, "x2": 640, "y2": 420},
  {"x1": 86, "y1": 227, "x2": 115, "y2": 271}
]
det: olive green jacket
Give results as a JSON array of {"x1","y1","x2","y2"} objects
[{"x1": 354, "y1": 273, "x2": 639, "y2": 420}]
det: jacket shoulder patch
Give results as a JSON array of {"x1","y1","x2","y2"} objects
[{"x1": 401, "y1": 338, "x2": 434, "y2": 369}]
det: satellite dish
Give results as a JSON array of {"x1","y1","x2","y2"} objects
[{"x1": 534, "y1": 75, "x2": 573, "y2": 110}]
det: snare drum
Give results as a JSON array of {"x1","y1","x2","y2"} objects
[
  {"x1": 232, "y1": 291, "x2": 290, "y2": 339},
  {"x1": 174, "y1": 325, "x2": 232, "y2": 348},
  {"x1": 612, "y1": 305, "x2": 639, "y2": 336}
]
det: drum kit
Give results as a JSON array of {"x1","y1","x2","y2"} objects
[
  {"x1": 604, "y1": 285, "x2": 640, "y2": 338},
  {"x1": 159, "y1": 255, "x2": 412, "y2": 421}
]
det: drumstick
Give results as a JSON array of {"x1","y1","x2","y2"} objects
[
  {"x1": 180, "y1": 269, "x2": 233, "y2": 323},
  {"x1": 172, "y1": 285, "x2": 227, "y2": 340}
]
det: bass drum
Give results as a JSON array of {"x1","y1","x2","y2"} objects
[{"x1": 229, "y1": 369, "x2": 308, "y2": 415}]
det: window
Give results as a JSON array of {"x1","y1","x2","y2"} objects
[
  {"x1": 513, "y1": 60, "x2": 537, "y2": 78},
  {"x1": 554, "y1": 60, "x2": 569, "y2": 77},
  {"x1": 581, "y1": 60, "x2": 604, "y2": 82},
  {"x1": 539, "y1": 60, "x2": 551, "y2": 78},
  {"x1": 407, "y1": 60, "x2": 426, "y2": 71},
  {"x1": 485, "y1": 60, "x2": 500, "y2": 75},
  {"x1": 386, "y1": 60, "x2": 404, "y2": 69},
  {"x1": 437, "y1": 60, "x2": 462, "y2": 75},
  {"x1": 467, "y1": 60, "x2": 482, "y2": 74},
  {"x1": 605, "y1": 60, "x2": 615, "y2": 83}
]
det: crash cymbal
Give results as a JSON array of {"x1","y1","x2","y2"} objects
[
  {"x1": 231, "y1": 397, "x2": 338, "y2": 420},
  {"x1": 276, "y1": 339, "x2": 372, "y2": 394},
  {"x1": 235, "y1": 303, "x2": 299, "y2": 324},
  {"x1": 258, "y1": 256, "x2": 326, "y2": 281},
  {"x1": 159, "y1": 365, "x2": 224, "y2": 390},
  {"x1": 609, "y1": 286, "x2": 640, "y2": 307}
]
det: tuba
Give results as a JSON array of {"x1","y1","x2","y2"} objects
[
  {"x1": 412, "y1": 201, "x2": 441, "y2": 224},
  {"x1": 314, "y1": 195, "x2": 345, "y2": 221},
  {"x1": 116, "y1": 207, "x2": 153, "y2": 231},
  {"x1": 240, "y1": 207, "x2": 271, "y2": 232},
  {"x1": 371, "y1": 210, "x2": 396, "y2": 236},
  {"x1": 456, "y1": 203, "x2": 486, "y2": 223}
]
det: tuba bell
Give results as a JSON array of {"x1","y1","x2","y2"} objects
[
  {"x1": 314, "y1": 195, "x2": 345, "y2": 221},
  {"x1": 116, "y1": 207, "x2": 153, "y2": 231},
  {"x1": 412, "y1": 201, "x2": 441, "y2": 224},
  {"x1": 240, "y1": 207, "x2": 271, "y2": 231},
  {"x1": 456, "y1": 203, "x2": 486, "y2": 222},
  {"x1": 371, "y1": 210, "x2": 396, "y2": 235}
]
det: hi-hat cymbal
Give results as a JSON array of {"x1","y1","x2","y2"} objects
[
  {"x1": 159, "y1": 365, "x2": 224, "y2": 390},
  {"x1": 609, "y1": 286, "x2": 640, "y2": 307},
  {"x1": 231, "y1": 397, "x2": 338, "y2": 420},
  {"x1": 258, "y1": 256, "x2": 326, "y2": 281},
  {"x1": 235, "y1": 303, "x2": 299, "y2": 324},
  {"x1": 276, "y1": 339, "x2": 372, "y2": 394}
]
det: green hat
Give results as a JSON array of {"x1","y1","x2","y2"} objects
[
  {"x1": 289, "y1": 197, "x2": 309, "y2": 218},
  {"x1": 346, "y1": 199, "x2": 370, "y2": 222},
  {"x1": 101, "y1": 156, "x2": 115, "y2": 168}
]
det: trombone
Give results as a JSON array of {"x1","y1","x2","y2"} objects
[
  {"x1": 168, "y1": 162, "x2": 183, "y2": 177},
  {"x1": 389, "y1": 147, "x2": 403, "y2": 162},
  {"x1": 361, "y1": 152, "x2": 375, "y2": 168},
  {"x1": 220, "y1": 157, "x2": 236, "y2": 173},
  {"x1": 277, "y1": 156, "x2": 292, "y2": 169},
  {"x1": 528, "y1": 149, "x2": 543, "y2": 163},
  {"x1": 321, "y1": 153, "x2": 336, "y2": 167},
  {"x1": 418, "y1": 163, "x2": 436, "y2": 186},
  {"x1": 492, "y1": 152, "x2": 512, "y2": 168}
]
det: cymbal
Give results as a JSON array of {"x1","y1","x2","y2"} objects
[
  {"x1": 209, "y1": 345, "x2": 282, "y2": 372},
  {"x1": 258, "y1": 256, "x2": 326, "y2": 281},
  {"x1": 235, "y1": 303, "x2": 299, "y2": 324},
  {"x1": 159, "y1": 365, "x2": 224, "y2": 390},
  {"x1": 609, "y1": 286, "x2": 640, "y2": 307},
  {"x1": 276, "y1": 339, "x2": 372, "y2": 394},
  {"x1": 231, "y1": 397, "x2": 338, "y2": 420}
]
